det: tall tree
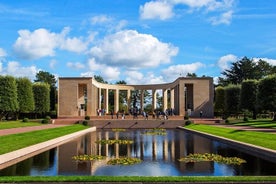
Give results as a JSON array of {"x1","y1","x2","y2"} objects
[
  {"x1": 221, "y1": 57, "x2": 258, "y2": 85},
  {"x1": 34, "y1": 71, "x2": 57, "y2": 111},
  {"x1": 33, "y1": 83, "x2": 50, "y2": 117},
  {"x1": 240, "y1": 80, "x2": 258, "y2": 119},
  {"x1": 220, "y1": 57, "x2": 275, "y2": 86},
  {"x1": 224, "y1": 85, "x2": 241, "y2": 118},
  {"x1": 0, "y1": 76, "x2": 19, "y2": 120},
  {"x1": 16, "y1": 77, "x2": 35, "y2": 118},
  {"x1": 257, "y1": 74, "x2": 276, "y2": 121},
  {"x1": 94, "y1": 75, "x2": 108, "y2": 84},
  {"x1": 214, "y1": 86, "x2": 225, "y2": 118}
]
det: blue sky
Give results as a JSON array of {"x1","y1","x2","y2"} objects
[{"x1": 0, "y1": 0, "x2": 275, "y2": 84}]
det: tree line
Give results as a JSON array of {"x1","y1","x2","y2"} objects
[
  {"x1": 215, "y1": 57, "x2": 276, "y2": 121},
  {"x1": 0, "y1": 71, "x2": 56, "y2": 121}
]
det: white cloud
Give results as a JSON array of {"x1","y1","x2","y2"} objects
[
  {"x1": 89, "y1": 30, "x2": 178, "y2": 69},
  {"x1": 67, "y1": 62, "x2": 85, "y2": 69},
  {"x1": 0, "y1": 61, "x2": 39, "y2": 80},
  {"x1": 253, "y1": 57, "x2": 276, "y2": 66},
  {"x1": 217, "y1": 54, "x2": 237, "y2": 71},
  {"x1": 49, "y1": 59, "x2": 57, "y2": 69},
  {"x1": 91, "y1": 15, "x2": 112, "y2": 24},
  {"x1": 125, "y1": 70, "x2": 164, "y2": 84},
  {"x1": 140, "y1": 0, "x2": 235, "y2": 25},
  {"x1": 140, "y1": 1, "x2": 174, "y2": 20},
  {"x1": 161, "y1": 62, "x2": 205, "y2": 81},
  {"x1": 209, "y1": 10, "x2": 233, "y2": 25},
  {"x1": 13, "y1": 27, "x2": 88, "y2": 60},
  {"x1": 13, "y1": 28, "x2": 58, "y2": 60},
  {"x1": 0, "y1": 48, "x2": 7, "y2": 57}
]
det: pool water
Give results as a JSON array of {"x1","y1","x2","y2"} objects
[{"x1": 1, "y1": 129, "x2": 276, "y2": 176}]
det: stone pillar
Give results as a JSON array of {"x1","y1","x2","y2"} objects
[
  {"x1": 127, "y1": 89, "x2": 131, "y2": 112},
  {"x1": 179, "y1": 82, "x2": 185, "y2": 116},
  {"x1": 163, "y1": 89, "x2": 168, "y2": 112},
  {"x1": 114, "y1": 89, "x2": 119, "y2": 113},
  {"x1": 140, "y1": 90, "x2": 144, "y2": 110},
  {"x1": 98, "y1": 88, "x2": 101, "y2": 110},
  {"x1": 104, "y1": 89, "x2": 109, "y2": 114},
  {"x1": 170, "y1": 88, "x2": 175, "y2": 110},
  {"x1": 152, "y1": 89, "x2": 157, "y2": 112}
]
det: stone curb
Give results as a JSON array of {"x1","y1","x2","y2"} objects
[
  {"x1": 0, "y1": 127, "x2": 96, "y2": 169},
  {"x1": 178, "y1": 126, "x2": 276, "y2": 162}
]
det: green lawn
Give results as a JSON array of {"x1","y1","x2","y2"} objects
[
  {"x1": 0, "y1": 176, "x2": 276, "y2": 183},
  {"x1": 185, "y1": 124, "x2": 276, "y2": 150},
  {"x1": 230, "y1": 120, "x2": 276, "y2": 128},
  {"x1": 0, "y1": 124, "x2": 88, "y2": 154},
  {"x1": 0, "y1": 121, "x2": 42, "y2": 130}
]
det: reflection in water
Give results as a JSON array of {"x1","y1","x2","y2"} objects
[{"x1": 1, "y1": 129, "x2": 276, "y2": 176}]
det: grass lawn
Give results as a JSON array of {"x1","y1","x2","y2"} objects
[
  {"x1": 0, "y1": 124, "x2": 88, "y2": 154},
  {"x1": 1, "y1": 176, "x2": 276, "y2": 183},
  {"x1": 0, "y1": 121, "x2": 42, "y2": 130},
  {"x1": 185, "y1": 124, "x2": 276, "y2": 150},
  {"x1": 230, "y1": 119, "x2": 276, "y2": 128}
]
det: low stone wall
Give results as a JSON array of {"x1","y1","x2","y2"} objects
[{"x1": 88, "y1": 119, "x2": 187, "y2": 129}]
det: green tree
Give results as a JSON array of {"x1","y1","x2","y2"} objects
[
  {"x1": 214, "y1": 86, "x2": 225, "y2": 118},
  {"x1": 221, "y1": 57, "x2": 258, "y2": 85},
  {"x1": 224, "y1": 85, "x2": 241, "y2": 118},
  {"x1": 257, "y1": 74, "x2": 276, "y2": 121},
  {"x1": 94, "y1": 75, "x2": 108, "y2": 84},
  {"x1": 33, "y1": 83, "x2": 50, "y2": 117},
  {"x1": 0, "y1": 76, "x2": 19, "y2": 120},
  {"x1": 240, "y1": 80, "x2": 258, "y2": 119},
  {"x1": 16, "y1": 77, "x2": 35, "y2": 118},
  {"x1": 34, "y1": 71, "x2": 57, "y2": 111},
  {"x1": 220, "y1": 57, "x2": 275, "y2": 86}
]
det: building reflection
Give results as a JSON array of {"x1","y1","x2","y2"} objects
[{"x1": 57, "y1": 129, "x2": 213, "y2": 175}]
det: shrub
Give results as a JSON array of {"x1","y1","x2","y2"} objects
[
  {"x1": 225, "y1": 119, "x2": 230, "y2": 124},
  {"x1": 22, "y1": 118, "x2": 29, "y2": 122},
  {"x1": 185, "y1": 120, "x2": 193, "y2": 126},
  {"x1": 45, "y1": 116, "x2": 51, "y2": 120},
  {"x1": 82, "y1": 120, "x2": 88, "y2": 126},
  {"x1": 41, "y1": 119, "x2": 49, "y2": 124},
  {"x1": 243, "y1": 117, "x2": 249, "y2": 122},
  {"x1": 184, "y1": 115, "x2": 189, "y2": 120},
  {"x1": 85, "y1": 116, "x2": 90, "y2": 120}
]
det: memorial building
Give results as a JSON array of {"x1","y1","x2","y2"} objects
[{"x1": 58, "y1": 77, "x2": 214, "y2": 118}]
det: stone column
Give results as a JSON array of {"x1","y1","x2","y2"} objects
[
  {"x1": 179, "y1": 82, "x2": 185, "y2": 116},
  {"x1": 104, "y1": 88, "x2": 109, "y2": 114},
  {"x1": 98, "y1": 88, "x2": 101, "y2": 110},
  {"x1": 114, "y1": 89, "x2": 119, "y2": 113},
  {"x1": 127, "y1": 89, "x2": 131, "y2": 112},
  {"x1": 152, "y1": 89, "x2": 157, "y2": 113},
  {"x1": 163, "y1": 89, "x2": 168, "y2": 112},
  {"x1": 170, "y1": 88, "x2": 175, "y2": 110},
  {"x1": 140, "y1": 89, "x2": 144, "y2": 110}
]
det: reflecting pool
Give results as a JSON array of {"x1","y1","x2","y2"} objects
[{"x1": 1, "y1": 129, "x2": 276, "y2": 176}]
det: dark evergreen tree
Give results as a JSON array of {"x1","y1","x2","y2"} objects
[
  {"x1": 33, "y1": 83, "x2": 50, "y2": 117},
  {"x1": 16, "y1": 77, "x2": 35, "y2": 118},
  {"x1": 257, "y1": 74, "x2": 276, "y2": 121},
  {"x1": 0, "y1": 76, "x2": 19, "y2": 120},
  {"x1": 240, "y1": 80, "x2": 258, "y2": 119}
]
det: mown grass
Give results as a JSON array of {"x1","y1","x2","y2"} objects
[
  {"x1": 185, "y1": 124, "x2": 276, "y2": 150},
  {"x1": 0, "y1": 176, "x2": 276, "y2": 183},
  {"x1": 0, "y1": 124, "x2": 88, "y2": 154},
  {"x1": 0, "y1": 121, "x2": 42, "y2": 130},
  {"x1": 230, "y1": 119, "x2": 276, "y2": 128}
]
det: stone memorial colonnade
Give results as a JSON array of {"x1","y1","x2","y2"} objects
[{"x1": 58, "y1": 77, "x2": 214, "y2": 118}]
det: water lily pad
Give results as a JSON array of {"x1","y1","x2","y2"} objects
[{"x1": 179, "y1": 153, "x2": 246, "y2": 165}]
